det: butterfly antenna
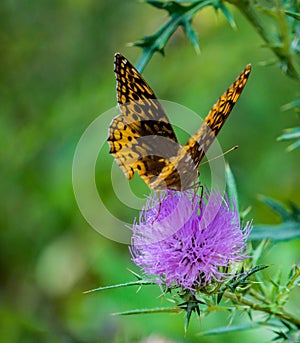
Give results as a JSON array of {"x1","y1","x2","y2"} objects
[{"x1": 199, "y1": 145, "x2": 238, "y2": 166}]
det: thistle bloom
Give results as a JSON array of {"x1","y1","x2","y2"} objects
[{"x1": 130, "y1": 190, "x2": 252, "y2": 291}]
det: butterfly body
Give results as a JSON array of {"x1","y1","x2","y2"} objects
[{"x1": 108, "y1": 53, "x2": 251, "y2": 190}]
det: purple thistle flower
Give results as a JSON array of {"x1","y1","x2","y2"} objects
[{"x1": 130, "y1": 190, "x2": 252, "y2": 291}]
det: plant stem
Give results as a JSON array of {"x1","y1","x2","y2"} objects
[
  {"x1": 227, "y1": 0, "x2": 299, "y2": 79},
  {"x1": 224, "y1": 291, "x2": 300, "y2": 327}
]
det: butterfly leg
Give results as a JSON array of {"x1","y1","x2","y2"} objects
[
  {"x1": 188, "y1": 181, "x2": 204, "y2": 213},
  {"x1": 151, "y1": 195, "x2": 163, "y2": 225},
  {"x1": 199, "y1": 184, "x2": 204, "y2": 214}
]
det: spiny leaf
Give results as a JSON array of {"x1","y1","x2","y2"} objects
[
  {"x1": 286, "y1": 139, "x2": 300, "y2": 151},
  {"x1": 254, "y1": 197, "x2": 300, "y2": 237},
  {"x1": 271, "y1": 330, "x2": 288, "y2": 341},
  {"x1": 250, "y1": 222, "x2": 300, "y2": 241},
  {"x1": 257, "y1": 195, "x2": 291, "y2": 221},
  {"x1": 281, "y1": 98, "x2": 300, "y2": 111},
  {"x1": 113, "y1": 306, "x2": 182, "y2": 316},
  {"x1": 250, "y1": 239, "x2": 270, "y2": 265},
  {"x1": 218, "y1": 2, "x2": 236, "y2": 28},
  {"x1": 277, "y1": 127, "x2": 300, "y2": 141},
  {"x1": 133, "y1": 0, "x2": 236, "y2": 71},
  {"x1": 277, "y1": 125, "x2": 300, "y2": 150},
  {"x1": 288, "y1": 201, "x2": 300, "y2": 221},
  {"x1": 127, "y1": 268, "x2": 143, "y2": 279},
  {"x1": 217, "y1": 265, "x2": 269, "y2": 303},
  {"x1": 83, "y1": 279, "x2": 153, "y2": 293},
  {"x1": 146, "y1": 0, "x2": 184, "y2": 13},
  {"x1": 285, "y1": 10, "x2": 300, "y2": 21},
  {"x1": 286, "y1": 264, "x2": 300, "y2": 291},
  {"x1": 247, "y1": 308, "x2": 253, "y2": 321},
  {"x1": 182, "y1": 19, "x2": 200, "y2": 53},
  {"x1": 176, "y1": 292, "x2": 202, "y2": 333},
  {"x1": 196, "y1": 322, "x2": 262, "y2": 336},
  {"x1": 184, "y1": 300, "x2": 200, "y2": 334}
]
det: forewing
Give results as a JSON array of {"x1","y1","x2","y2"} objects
[
  {"x1": 185, "y1": 64, "x2": 251, "y2": 167},
  {"x1": 107, "y1": 53, "x2": 180, "y2": 184},
  {"x1": 150, "y1": 64, "x2": 251, "y2": 191}
]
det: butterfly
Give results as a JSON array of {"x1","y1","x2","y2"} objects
[{"x1": 107, "y1": 53, "x2": 251, "y2": 191}]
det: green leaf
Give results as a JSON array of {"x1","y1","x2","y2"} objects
[
  {"x1": 281, "y1": 98, "x2": 300, "y2": 111},
  {"x1": 288, "y1": 201, "x2": 300, "y2": 221},
  {"x1": 182, "y1": 19, "x2": 200, "y2": 53},
  {"x1": 255, "y1": 197, "x2": 300, "y2": 240},
  {"x1": 133, "y1": 0, "x2": 237, "y2": 70},
  {"x1": 225, "y1": 163, "x2": 239, "y2": 214},
  {"x1": 277, "y1": 127, "x2": 300, "y2": 141},
  {"x1": 217, "y1": 265, "x2": 269, "y2": 303},
  {"x1": 218, "y1": 2, "x2": 236, "y2": 29},
  {"x1": 146, "y1": 1, "x2": 168, "y2": 11},
  {"x1": 286, "y1": 139, "x2": 300, "y2": 151},
  {"x1": 113, "y1": 307, "x2": 182, "y2": 316},
  {"x1": 197, "y1": 319, "x2": 289, "y2": 337},
  {"x1": 197, "y1": 322, "x2": 262, "y2": 336},
  {"x1": 250, "y1": 239, "x2": 270, "y2": 266},
  {"x1": 285, "y1": 10, "x2": 300, "y2": 21},
  {"x1": 286, "y1": 264, "x2": 300, "y2": 289},
  {"x1": 250, "y1": 222, "x2": 300, "y2": 241},
  {"x1": 83, "y1": 279, "x2": 153, "y2": 293},
  {"x1": 258, "y1": 195, "x2": 291, "y2": 221},
  {"x1": 181, "y1": 297, "x2": 201, "y2": 333},
  {"x1": 146, "y1": 0, "x2": 184, "y2": 14},
  {"x1": 277, "y1": 127, "x2": 300, "y2": 151}
]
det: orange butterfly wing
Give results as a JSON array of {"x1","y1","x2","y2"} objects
[
  {"x1": 149, "y1": 64, "x2": 251, "y2": 190},
  {"x1": 108, "y1": 54, "x2": 251, "y2": 190},
  {"x1": 107, "y1": 53, "x2": 180, "y2": 183}
]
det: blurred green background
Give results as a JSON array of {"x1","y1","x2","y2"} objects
[{"x1": 1, "y1": 1, "x2": 299, "y2": 342}]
